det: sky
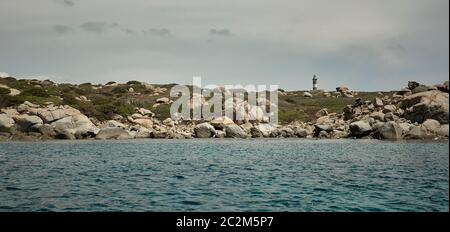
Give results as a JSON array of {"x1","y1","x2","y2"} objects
[{"x1": 0, "y1": 0, "x2": 448, "y2": 91}]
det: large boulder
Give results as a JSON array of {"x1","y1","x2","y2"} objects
[
  {"x1": 0, "y1": 113, "x2": 14, "y2": 131},
  {"x1": 13, "y1": 114, "x2": 43, "y2": 132},
  {"x1": 150, "y1": 130, "x2": 168, "y2": 138},
  {"x1": 316, "y1": 116, "x2": 333, "y2": 124},
  {"x1": 132, "y1": 118, "x2": 153, "y2": 128},
  {"x1": 279, "y1": 127, "x2": 295, "y2": 137},
  {"x1": 382, "y1": 105, "x2": 396, "y2": 113},
  {"x1": 255, "y1": 124, "x2": 277, "y2": 137},
  {"x1": 314, "y1": 124, "x2": 333, "y2": 136},
  {"x1": 225, "y1": 124, "x2": 247, "y2": 138},
  {"x1": 398, "y1": 122, "x2": 414, "y2": 135},
  {"x1": 336, "y1": 86, "x2": 349, "y2": 93},
  {"x1": 250, "y1": 127, "x2": 263, "y2": 138},
  {"x1": 96, "y1": 127, "x2": 131, "y2": 140},
  {"x1": 349, "y1": 121, "x2": 372, "y2": 137},
  {"x1": 436, "y1": 125, "x2": 449, "y2": 137},
  {"x1": 1, "y1": 108, "x2": 19, "y2": 117},
  {"x1": 293, "y1": 127, "x2": 309, "y2": 138},
  {"x1": 405, "y1": 125, "x2": 433, "y2": 139},
  {"x1": 162, "y1": 118, "x2": 175, "y2": 127},
  {"x1": 51, "y1": 114, "x2": 99, "y2": 138},
  {"x1": 106, "y1": 120, "x2": 127, "y2": 129},
  {"x1": 194, "y1": 123, "x2": 216, "y2": 138},
  {"x1": 36, "y1": 105, "x2": 81, "y2": 123},
  {"x1": 210, "y1": 116, "x2": 234, "y2": 130},
  {"x1": 37, "y1": 108, "x2": 65, "y2": 123},
  {"x1": 215, "y1": 130, "x2": 226, "y2": 138},
  {"x1": 330, "y1": 130, "x2": 349, "y2": 139},
  {"x1": 30, "y1": 124, "x2": 57, "y2": 138},
  {"x1": 370, "y1": 111, "x2": 385, "y2": 122},
  {"x1": 375, "y1": 121, "x2": 403, "y2": 140},
  {"x1": 400, "y1": 90, "x2": 449, "y2": 124},
  {"x1": 395, "y1": 88, "x2": 412, "y2": 96},
  {"x1": 373, "y1": 98, "x2": 384, "y2": 107},
  {"x1": 421, "y1": 119, "x2": 440, "y2": 132},
  {"x1": 303, "y1": 92, "x2": 313, "y2": 98},
  {"x1": 134, "y1": 126, "x2": 151, "y2": 138}
]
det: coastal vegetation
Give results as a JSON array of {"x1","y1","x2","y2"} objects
[{"x1": 0, "y1": 75, "x2": 448, "y2": 141}]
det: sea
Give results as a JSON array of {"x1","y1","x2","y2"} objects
[{"x1": 0, "y1": 139, "x2": 448, "y2": 212}]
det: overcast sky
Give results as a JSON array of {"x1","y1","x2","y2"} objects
[{"x1": 0, "y1": 0, "x2": 448, "y2": 91}]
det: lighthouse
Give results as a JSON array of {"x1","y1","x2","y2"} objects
[{"x1": 312, "y1": 75, "x2": 318, "y2": 90}]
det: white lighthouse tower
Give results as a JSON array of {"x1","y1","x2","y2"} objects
[{"x1": 312, "y1": 74, "x2": 318, "y2": 90}]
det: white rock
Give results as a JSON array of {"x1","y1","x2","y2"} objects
[
  {"x1": 422, "y1": 119, "x2": 441, "y2": 132},
  {"x1": 210, "y1": 116, "x2": 234, "y2": 129},
  {"x1": 225, "y1": 124, "x2": 247, "y2": 138},
  {"x1": 162, "y1": 118, "x2": 175, "y2": 127},
  {"x1": 0, "y1": 113, "x2": 15, "y2": 129},
  {"x1": 138, "y1": 108, "x2": 153, "y2": 116},
  {"x1": 303, "y1": 92, "x2": 313, "y2": 98},
  {"x1": 96, "y1": 127, "x2": 131, "y2": 140},
  {"x1": 156, "y1": 97, "x2": 170, "y2": 104},
  {"x1": 349, "y1": 121, "x2": 372, "y2": 137},
  {"x1": 376, "y1": 121, "x2": 403, "y2": 140},
  {"x1": 106, "y1": 120, "x2": 127, "y2": 129},
  {"x1": 194, "y1": 123, "x2": 216, "y2": 138}
]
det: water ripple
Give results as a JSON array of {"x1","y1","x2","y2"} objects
[{"x1": 0, "y1": 139, "x2": 448, "y2": 212}]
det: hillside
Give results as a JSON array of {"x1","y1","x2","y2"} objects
[
  {"x1": 0, "y1": 76, "x2": 391, "y2": 123},
  {"x1": 0, "y1": 76, "x2": 448, "y2": 141}
]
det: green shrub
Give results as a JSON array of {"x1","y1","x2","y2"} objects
[
  {"x1": 61, "y1": 92, "x2": 79, "y2": 105},
  {"x1": 152, "y1": 104, "x2": 171, "y2": 120},
  {"x1": 20, "y1": 87, "x2": 50, "y2": 97},
  {"x1": 129, "y1": 84, "x2": 147, "y2": 92},
  {"x1": 278, "y1": 109, "x2": 308, "y2": 123},
  {"x1": 2, "y1": 77, "x2": 16, "y2": 82},
  {"x1": 79, "y1": 83, "x2": 92, "y2": 87},
  {"x1": 0, "y1": 87, "x2": 11, "y2": 95},
  {"x1": 106, "y1": 81, "x2": 117, "y2": 85},
  {"x1": 126, "y1": 80, "x2": 141, "y2": 85},
  {"x1": 94, "y1": 102, "x2": 134, "y2": 120},
  {"x1": 114, "y1": 103, "x2": 135, "y2": 116},
  {"x1": 111, "y1": 86, "x2": 128, "y2": 95},
  {"x1": 0, "y1": 95, "x2": 15, "y2": 108}
]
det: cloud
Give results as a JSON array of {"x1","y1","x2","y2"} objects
[
  {"x1": 143, "y1": 28, "x2": 171, "y2": 36},
  {"x1": 54, "y1": 0, "x2": 75, "y2": 7},
  {"x1": 123, "y1": 28, "x2": 136, "y2": 34},
  {"x1": 0, "y1": 0, "x2": 448, "y2": 91},
  {"x1": 209, "y1": 29, "x2": 232, "y2": 36},
  {"x1": 63, "y1": 0, "x2": 75, "y2": 6},
  {"x1": 79, "y1": 22, "x2": 168, "y2": 36},
  {"x1": 380, "y1": 42, "x2": 407, "y2": 65},
  {"x1": 52, "y1": 25, "x2": 73, "y2": 34},
  {"x1": 80, "y1": 22, "x2": 118, "y2": 33}
]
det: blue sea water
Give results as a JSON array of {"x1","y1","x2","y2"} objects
[{"x1": 0, "y1": 139, "x2": 448, "y2": 212}]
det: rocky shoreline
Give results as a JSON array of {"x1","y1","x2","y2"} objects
[{"x1": 0, "y1": 80, "x2": 448, "y2": 141}]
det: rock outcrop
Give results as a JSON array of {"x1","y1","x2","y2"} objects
[
  {"x1": 96, "y1": 127, "x2": 131, "y2": 140},
  {"x1": 1, "y1": 79, "x2": 448, "y2": 141},
  {"x1": 194, "y1": 123, "x2": 216, "y2": 138},
  {"x1": 375, "y1": 121, "x2": 403, "y2": 140},
  {"x1": 225, "y1": 124, "x2": 247, "y2": 138},
  {"x1": 349, "y1": 121, "x2": 372, "y2": 137},
  {"x1": 400, "y1": 90, "x2": 449, "y2": 124}
]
